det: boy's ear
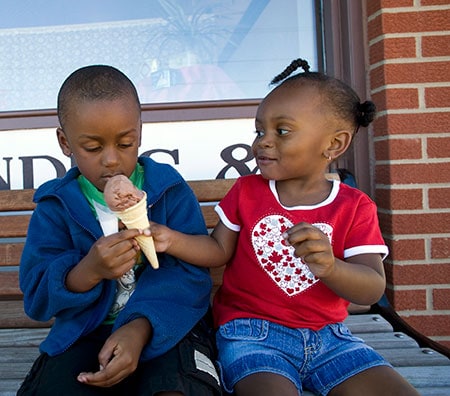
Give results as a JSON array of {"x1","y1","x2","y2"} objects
[
  {"x1": 138, "y1": 120, "x2": 142, "y2": 147},
  {"x1": 327, "y1": 129, "x2": 353, "y2": 160},
  {"x1": 56, "y1": 127, "x2": 72, "y2": 157}
]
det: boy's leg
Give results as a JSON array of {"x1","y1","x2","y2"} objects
[
  {"x1": 17, "y1": 326, "x2": 114, "y2": 396},
  {"x1": 328, "y1": 365, "x2": 420, "y2": 396},
  {"x1": 134, "y1": 317, "x2": 222, "y2": 396}
]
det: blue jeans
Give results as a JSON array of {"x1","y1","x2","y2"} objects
[{"x1": 216, "y1": 318, "x2": 391, "y2": 395}]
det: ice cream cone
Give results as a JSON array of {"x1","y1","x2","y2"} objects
[{"x1": 113, "y1": 192, "x2": 159, "y2": 269}]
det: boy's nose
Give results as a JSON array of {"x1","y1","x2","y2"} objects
[{"x1": 102, "y1": 148, "x2": 120, "y2": 167}]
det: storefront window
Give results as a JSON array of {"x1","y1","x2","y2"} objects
[{"x1": 0, "y1": 0, "x2": 318, "y2": 112}]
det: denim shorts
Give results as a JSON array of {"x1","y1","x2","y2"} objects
[{"x1": 215, "y1": 318, "x2": 391, "y2": 395}]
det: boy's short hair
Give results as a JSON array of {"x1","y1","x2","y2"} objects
[{"x1": 57, "y1": 65, "x2": 141, "y2": 128}]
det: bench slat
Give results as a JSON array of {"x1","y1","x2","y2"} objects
[
  {"x1": 0, "y1": 189, "x2": 35, "y2": 212},
  {"x1": 0, "y1": 272, "x2": 20, "y2": 297},
  {"x1": 0, "y1": 328, "x2": 50, "y2": 347},
  {"x1": 0, "y1": 301, "x2": 53, "y2": 328},
  {"x1": 188, "y1": 179, "x2": 235, "y2": 202},
  {"x1": 0, "y1": 379, "x2": 26, "y2": 396},
  {"x1": 0, "y1": 243, "x2": 24, "y2": 267},
  {"x1": 396, "y1": 366, "x2": 450, "y2": 388},
  {"x1": 0, "y1": 215, "x2": 31, "y2": 238},
  {"x1": 344, "y1": 314, "x2": 393, "y2": 333},
  {"x1": 352, "y1": 331, "x2": 419, "y2": 349},
  {"x1": 377, "y1": 347, "x2": 450, "y2": 367}
]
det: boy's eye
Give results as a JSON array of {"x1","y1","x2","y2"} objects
[
  {"x1": 84, "y1": 146, "x2": 101, "y2": 152},
  {"x1": 254, "y1": 129, "x2": 264, "y2": 137},
  {"x1": 118, "y1": 142, "x2": 133, "y2": 148}
]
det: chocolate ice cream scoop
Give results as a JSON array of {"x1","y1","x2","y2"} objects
[{"x1": 104, "y1": 175, "x2": 145, "y2": 211}]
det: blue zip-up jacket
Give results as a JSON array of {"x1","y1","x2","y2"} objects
[{"x1": 19, "y1": 156, "x2": 212, "y2": 360}]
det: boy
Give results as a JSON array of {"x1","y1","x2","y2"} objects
[{"x1": 18, "y1": 65, "x2": 220, "y2": 396}]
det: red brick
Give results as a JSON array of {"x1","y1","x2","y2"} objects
[
  {"x1": 372, "y1": 88, "x2": 419, "y2": 112},
  {"x1": 422, "y1": 35, "x2": 450, "y2": 57},
  {"x1": 429, "y1": 188, "x2": 450, "y2": 209},
  {"x1": 433, "y1": 289, "x2": 450, "y2": 310},
  {"x1": 379, "y1": 212, "x2": 450, "y2": 234},
  {"x1": 427, "y1": 136, "x2": 450, "y2": 158},
  {"x1": 389, "y1": 289, "x2": 428, "y2": 310},
  {"x1": 384, "y1": 263, "x2": 450, "y2": 286},
  {"x1": 377, "y1": 10, "x2": 450, "y2": 34},
  {"x1": 421, "y1": 0, "x2": 450, "y2": 5},
  {"x1": 376, "y1": 163, "x2": 450, "y2": 184},
  {"x1": 401, "y1": 314, "x2": 450, "y2": 337},
  {"x1": 375, "y1": 188, "x2": 423, "y2": 211},
  {"x1": 370, "y1": 62, "x2": 450, "y2": 88},
  {"x1": 425, "y1": 87, "x2": 450, "y2": 108},
  {"x1": 384, "y1": 238, "x2": 426, "y2": 261},
  {"x1": 366, "y1": 0, "x2": 413, "y2": 17},
  {"x1": 368, "y1": 14, "x2": 382, "y2": 41},
  {"x1": 370, "y1": 38, "x2": 416, "y2": 64},
  {"x1": 374, "y1": 137, "x2": 422, "y2": 160},
  {"x1": 431, "y1": 237, "x2": 450, "y2": 259},
  {"x1": 372, "y1": 112, "x2": 450, "y2": 135}
]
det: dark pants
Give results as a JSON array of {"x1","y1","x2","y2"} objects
[{"x1": 17, "y1": 319, "x2": 221, "y2": 396}]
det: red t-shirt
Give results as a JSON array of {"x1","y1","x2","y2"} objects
[{"x1": 213, "y1": 175, "x2": 388, "y2": 330}]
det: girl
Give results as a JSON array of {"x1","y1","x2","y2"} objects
[{"x1": 150, "y1": 59, "x2": 420, "y2": 396}]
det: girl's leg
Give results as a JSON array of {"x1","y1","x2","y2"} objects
[
  {"x1": 328, "y1": 366, "x2": 420, "y2": 396},
  {"x1": 234, "y1": 372, "x2": 299, "y2": 396}
]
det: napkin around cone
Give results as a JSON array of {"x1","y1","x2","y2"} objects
[{"x1": 112, "y1": 192, "x2": 159, "y2": 269}]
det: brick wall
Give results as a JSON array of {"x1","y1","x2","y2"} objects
[{"x1": 366, "y1": 0, "x2": 450, "y2": 348}]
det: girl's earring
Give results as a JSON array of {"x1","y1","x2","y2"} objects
[{"x1": 323, "y1": 152, "x2": 332, "y2": 161}]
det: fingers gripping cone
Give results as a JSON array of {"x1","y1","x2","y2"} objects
[{"x1": 113, "y1": 192, "x2": 159, "y2": 269}]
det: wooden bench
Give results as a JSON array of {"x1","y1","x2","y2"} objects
[{"x1": 1, "y1": 178, "x2": 450, "y2": 396}]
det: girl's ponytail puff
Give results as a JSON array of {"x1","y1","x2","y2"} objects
[{"x1": 356, "y1": 101, "x2": 377, "y2": 129}]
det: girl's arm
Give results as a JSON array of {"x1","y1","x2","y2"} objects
[
  {"x1": 320, "y1": 254, "x2": 385, "y2": 305},
  {"x1": 148, "y1": 220, "x2": 237, "y2": 267},
  {"x1": 285, "y1": 222, "x2": 386, "y2": 305}
]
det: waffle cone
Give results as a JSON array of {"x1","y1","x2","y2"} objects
[{"x1": 113, "y1": 192, "x2": 159, "y2": 269}]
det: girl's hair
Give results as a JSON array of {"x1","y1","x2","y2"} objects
[
  {"x1": 270, "y1": 58, "x2": 376, "y2": 133},
  {"x1": 57, "y1": 65, "x2": 141, "y2": 128}
]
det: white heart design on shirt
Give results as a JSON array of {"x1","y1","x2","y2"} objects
[{"x1": 252, "y1": 215, "x2": 318, "y2": 296}]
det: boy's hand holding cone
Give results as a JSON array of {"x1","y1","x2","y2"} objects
[{"x1": 104, "y1": 175, "x2": 159, "y2": 269}]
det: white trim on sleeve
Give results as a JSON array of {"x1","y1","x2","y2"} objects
[
  {"x1": 344, "y1": 245, "x2": 389, "y2": 260},
  {"x1": 214, "y1": 204, "x2": 241, "y2": 232}
]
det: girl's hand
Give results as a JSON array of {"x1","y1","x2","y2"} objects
[
  {"x1": 283, "y1": 222, "x2": 336, "y2": 279},
  {"x1": 145, "y1": 221, "x2": 175, "y2": 253}
]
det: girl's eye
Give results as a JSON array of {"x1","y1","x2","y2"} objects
[
  {"x1": 254, "y1": 129, "x2": 264, "y2": 137},
  {"x1": 277, "y1": 128, "x2": 289, "y2": 136},
  {"x1": 118, "y1": 143, "x2": 133, "y2": 149}
]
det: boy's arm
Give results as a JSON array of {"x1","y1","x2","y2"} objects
[
  {"x1": 65, "y1": 229, "x2": 143, "y2": 292},
  {"x1": 149, "y1": 220, "x2": 237, "y2": 267},
  {"x1": 77, "y1": 317, "x2": 152, "y2": 387}
]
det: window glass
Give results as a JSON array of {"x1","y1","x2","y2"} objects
[{"x1": 0, "y1": 0, "x2": 317, "y2": 112}]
